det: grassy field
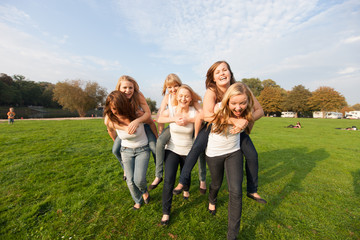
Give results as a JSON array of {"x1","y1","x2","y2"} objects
[{"x1": 0, "y1": 118, "x2": 359, "y2": 239}]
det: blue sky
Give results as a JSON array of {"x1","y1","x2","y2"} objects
[{"x1": 1, "y1": 0, "x2": 359, "y2": 106}]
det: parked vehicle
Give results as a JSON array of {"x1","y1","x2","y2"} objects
[
  {"x1": 281, "y1": 112, "x2": 295, "y2": 118},
  {"x1": 345, "y1": 111, "x2": 360, "y2": 119},
  {"x1": 313, "y1": 111, "x2": 342, "y2": 119}
]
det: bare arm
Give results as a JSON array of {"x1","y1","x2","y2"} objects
[
  {"x1": 127, "y1": 92, "x2": 151, "y2": 134},
  {"x1": 157, "y1": 109, "x2": 174, "y2": 124},
  {"x1": 156, "y1": 94, "x2": 169, "y2": 134},
  {"x1": 203, "y1": 89, "x2": 217, "y2": 122},
  {"x1": 104, "y1": 115, "x2": 124, "y2": 140}
]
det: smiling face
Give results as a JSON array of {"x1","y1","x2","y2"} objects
[
  {"x1": 167, "y1": 83, "x2": 180, "y2": 96},
  {"x1": 213, "y1": 62, "x2": 231, "y2": 89},
  {"x1": 177, "y1": 88, "x2": 192, "y2": 107},
  {"x1": 229, "y1": 93, "x2": 248, "y2": 118},
  {"x1": 119, "y1": 80, "x2": 134, "y2": 99}
]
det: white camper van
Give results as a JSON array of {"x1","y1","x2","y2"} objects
[
  {"x1": 345, "y1": 111, "x2": 360, "y2": 119},
  {"x1": 281, "y1": 112, "x2": 295, "y2": 118},
  {"x1": 313, "y1": 111, "x2": 342, "y2": 119}
]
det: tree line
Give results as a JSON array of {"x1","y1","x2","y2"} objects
[
  {"x1": 241, "y1": 78, "x2": 360, "y2": 117},
  {"x1": 1, "y1": 73, "x2": 359, "y2": 118},
  {"x1": 0, "y1": 73, "x2": 60, "y2": 108}
]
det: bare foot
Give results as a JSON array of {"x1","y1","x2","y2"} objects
[
  {"x1": 174, "y1": 183, "x2": 183, "y2": 191},
  {"x1": 200, "y1": 181, "x2": 206, "y2": 189},
  {"x1": 251, "y1": 193, "x2": 262, "y2": 199},
  {"x1": 151, "y1": 177, "x2": 162, "y2": 186},
  {"x1": 133, "y1": 203, "x2": 141, "y2": 210},
  {"x1": 183, "y1": 191, "x2": 190, "y2": 199},
  {"x1": 208, "y1": 203, "x2": 216, "y2": 211}
]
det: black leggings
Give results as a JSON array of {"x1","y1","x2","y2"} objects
[
  {"x1": 179, "y1": 124, "x2": 259, "y2": 193},
  {"x1": 162, "y1": 150, "x2": 190, "y2": 215}
]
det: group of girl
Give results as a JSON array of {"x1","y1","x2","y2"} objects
[{"x1": 103, "y1": 61, "x2": 266, "y2": 240}]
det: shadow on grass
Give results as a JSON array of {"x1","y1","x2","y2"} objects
[
  {"x1": 240, "y1": 147, "x2": 329, "y2": 238},
  {"x1": 352, "y1": 169, "x2": 360, "y2": 197}
]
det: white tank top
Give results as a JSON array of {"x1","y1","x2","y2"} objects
[
  {"x1": 116, "y1": 123, "x2": 148, "y2": 148},
  {"x1": 166, "y1": 106, "x2": 195, "y2": 156},
  {"x1": 206, "y1": 125, "x2": 242, "y2": 157},
  {"x1": 168, "y1": 94, "x2": 174, "y2": 116}
]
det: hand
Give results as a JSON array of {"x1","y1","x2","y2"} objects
[
  {"x1": 230, "y1": 119, "x2": 248, "y2": 134},
  {"x1": 136, "y1": 109, "x2": 145, "y2": 117},
  {"x1": 127, "y1": 119, "x2": 140, "y2": 134}
]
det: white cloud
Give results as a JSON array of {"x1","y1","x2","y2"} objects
[
  {"x1": 337, "y1": 67, "x2": 358, "y2": 75},
  {"x1": 343, "y1": 36, "x2": 360, "y2": 43}
]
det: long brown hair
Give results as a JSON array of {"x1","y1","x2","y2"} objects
[
  {"x1": 103, "y1": 91, "x2": 137, "y2": 126},
  {"x1": 211, "y1": 83, "x2": 254, "y2": 135},
  {"x1": 115, "y1": 75, "x2": 141, "y2": 110},
  {"x1": 205, "y1": 61, "x2": 236, "y2": 102}
]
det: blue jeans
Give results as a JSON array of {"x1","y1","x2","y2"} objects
[
  {"x1": 121, "y1": 145, "x2": 150, "y2": 204},
  {"x1": 155, "y1": 127, "x2": 170, "y2": 178},
  {"x1": 112, "y1": 136, "x2": 123, "y2": 169},
  {"x1": 112, "y1": 124, "x2": 156, "y2": 170},
  {"x1": 206, "y1": 150, "x2": 243, "y2": 240}
]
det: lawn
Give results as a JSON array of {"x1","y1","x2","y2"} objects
[{"x1": 0, "y1": 118, "x2": 359, "y2": 239}]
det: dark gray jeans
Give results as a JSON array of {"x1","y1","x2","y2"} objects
[{"x1": 206, "y1": 150, "x2": 243, "y2": 240}]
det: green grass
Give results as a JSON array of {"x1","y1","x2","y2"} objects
[{"x1": 0, "y1": 118, "x2": 359, "y2": 239}]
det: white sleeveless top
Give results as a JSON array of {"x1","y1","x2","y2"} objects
[
  {"x1": 166, "y1": 106, "x2": 195, "y2": 156},
  {"x1": 206, "y1": 125, "x2": 242, "y2": 157},
  {"x1": 168, "y1": 94, "x2": 174, "y2": 116},
  {"x1": 116, "y1": 123, "x2": 148, "y2": 148}
]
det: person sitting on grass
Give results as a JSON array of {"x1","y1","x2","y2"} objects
[{"x1": 286, "y1": 122, "x2": 301, "y2": 128}]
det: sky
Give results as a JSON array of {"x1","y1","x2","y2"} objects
[{"x1": 1, "y1": 0, "x2": 359, "y2": 106}]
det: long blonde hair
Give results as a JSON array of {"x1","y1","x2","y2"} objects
[
  {"x1": 162, "y1": 73, "x2": 182, "y2": 95},
  {"x1": 174, "y1": 84, "x2": 201, "y2": 107},
  {"x1": 115, "y1": 75, "x2": 141, "y2": 110},
  {"x1": 211, "y1": 82, "x2": 254, "y2": 135}
]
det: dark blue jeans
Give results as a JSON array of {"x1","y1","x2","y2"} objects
[
  {"x1": 206, "y1": 150, "x2": 243, "y2": 240},
  {"x1": 179, "y1": 124, "x2": 259, "y2": 194},
  {"x1": 162, "y1": 150, "x2": 190, "y2": 215}
]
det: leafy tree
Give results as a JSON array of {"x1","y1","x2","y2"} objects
[
  {"x1": 241, "y1": 78, "x2": 263, "y2": 97},
  {"x1": 0, "y1": 73, "x2": 15, "y2": 85},
  {"x1": 53, "y1": 80, "x2": 107, "y2": 117},
  {"x1": 16, "y1": 80, "x2": 42, "y2": 106},
  {"x1": 0, "y1": 73, "x2": 20, "y2": 105},
  {"x1": 308, "y1": 86, "x2": 347, "y2": 115},
  {"x1": 341, "y1": 106, "x2": 354, "y2": 117},
  {"x1": 13, "y1": 74, "x2": 26, "y2": 81},
  {"x1": 283, "y1": 85, "x2": 312, "y2": 118},
  {"x1": 262, "y1": 79, "x2": 280, "y2": 89},
  {"x1": 352, "y1": 103, "x2": 360, "y2": 110},
  {"x1": 258, "y1": 86, "x2": 285, "y2": 116},
  {"x1": 146, "y1": 98, "x2": 157, "y2": 113}
]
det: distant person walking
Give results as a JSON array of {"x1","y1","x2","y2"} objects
[{"x1": 7, "y1": 108, "x2": 15, "y2": 124}]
